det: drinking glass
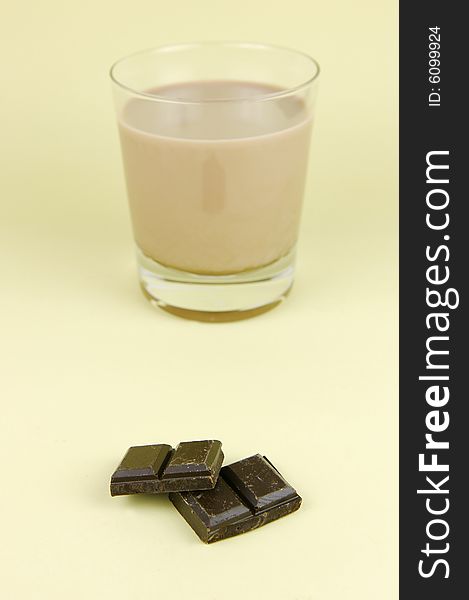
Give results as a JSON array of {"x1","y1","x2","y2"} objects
[{"x1": 110, "y1": 42, "x2": 320, "y2": 321}]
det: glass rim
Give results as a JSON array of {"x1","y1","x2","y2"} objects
[{"x1": 109, "y1": 41, "x2": 320, "y2": 104}]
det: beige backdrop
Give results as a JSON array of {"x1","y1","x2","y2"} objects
[{"x1": 0, "y1": 1, "x2": 397, "y2": 598}]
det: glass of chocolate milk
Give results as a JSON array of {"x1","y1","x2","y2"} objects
[{"x1": 110, "y1": 43, "x2": 320, "y2": 321}]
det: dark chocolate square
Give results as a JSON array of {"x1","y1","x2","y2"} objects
[
  {"x1": 110, "y1": 440, "x2": 223, "y2": 496},
  {"x1": 170, "y1": 454, "x2": 301, "y2": 543}
]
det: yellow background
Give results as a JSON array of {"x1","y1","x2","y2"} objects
[{"x1": 0, "y1": 1, "x2": 397, "y2": 598}]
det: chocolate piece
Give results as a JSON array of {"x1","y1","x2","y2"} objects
[
  {"x1": 170, "y1": 454, "x2": 301, "y2": 543},
  {"x1": 110, "y1": 440, "x2": 223, "y2": 496}
]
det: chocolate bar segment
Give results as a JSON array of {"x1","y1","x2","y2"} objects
[
  {"x1": 222, "y1": 454, "x2": 298, "y2": 511},
  {"x1": 162, "y1": 441, "x2": 220, "y2": 479},
  {"x1": 170, "y1": 454, "x2": 301, "y2": 543},
  {"x1": 111, "y1": 444, "x2": 171, "y2": 482},
  {"x1": 110, "y1": 440, "x2": 223, "y2": 496}
]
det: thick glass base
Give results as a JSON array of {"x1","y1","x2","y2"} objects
[{"x1": 137, "y1": 247, "x2": 295, "y2": 322}]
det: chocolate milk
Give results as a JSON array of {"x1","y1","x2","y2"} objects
[{"x1": 118, "y1": 81, "x2": 312, "y2": 275}]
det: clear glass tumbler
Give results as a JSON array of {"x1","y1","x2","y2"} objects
[{"x1": 110, "y1": 42, "x2": 320, "y2": 321}]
